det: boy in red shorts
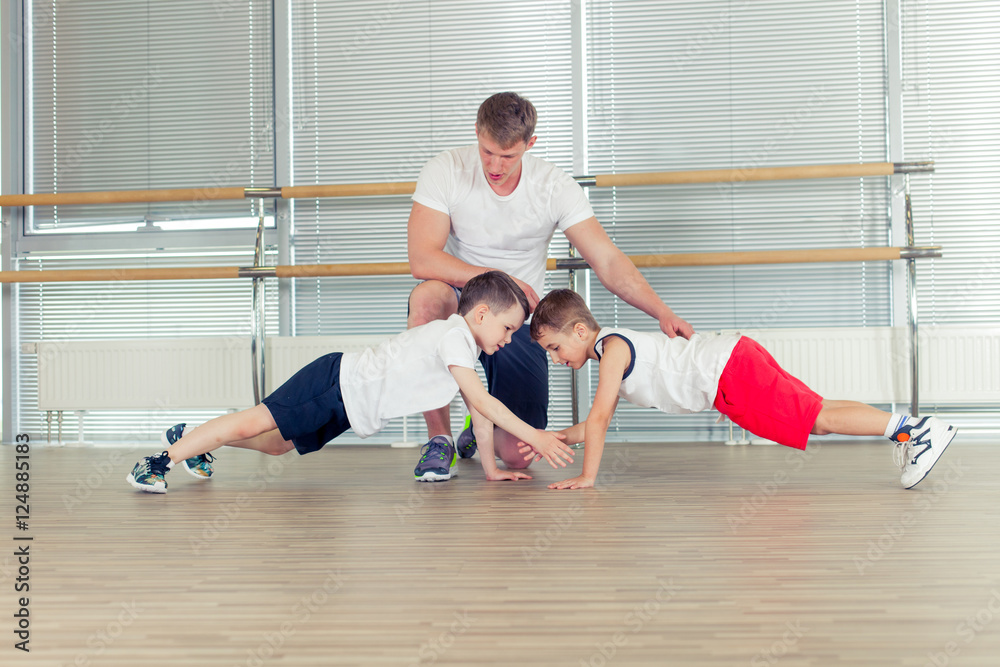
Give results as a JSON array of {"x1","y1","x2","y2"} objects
[{"x1": 526, "y1": 289, "x2": 957, "y2": 490}]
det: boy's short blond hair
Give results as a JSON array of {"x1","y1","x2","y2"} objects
[
  {"x1": 476, "y1": 92, "x2": 537, "y2": 148},
  {"x1": 529, "y1": 289, "x2": 599, "y2": 340}
]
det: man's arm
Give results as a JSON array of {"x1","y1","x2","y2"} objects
[
  {"x1": 564, "y1": 217, "x2": 694, "y2": 338},
  {"x1": 449, "y1": 365, "x2": 573, "y2": 468},
  {"x1": 407, "y1": 202, "x2": 540, "y2": 309},
  {"x1": 548, "y1": 336, "x2": 628, "y2": 490}
]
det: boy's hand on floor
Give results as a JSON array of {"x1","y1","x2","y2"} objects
[
  {"x1": 548, "y1": 475, "x2": 595, "y2": 490},
  {"x1": 485, "y1": 469, "x2": 532, "y2": 482}
]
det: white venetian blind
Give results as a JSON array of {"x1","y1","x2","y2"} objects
[
  {"x1": 585, "y1": 1, "x2": 891, "y2": 438},
  {"x1": 289, "y1": 0, "x2": 578, "y2": 434},
  {"x1": 901, "y1": 0, "x2": 1000, "y2": 327},
  {"x1": 16, "y1": 2, "x2": 277, "y2": 441},
  {"x1": 28, "y1": 0, "x2": 274, "y2": 231}
]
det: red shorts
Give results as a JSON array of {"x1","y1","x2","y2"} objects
[{"x1": 713, "y1": 337, "x2": 824, "y2": 450}]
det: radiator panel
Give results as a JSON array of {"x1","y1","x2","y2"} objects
[{"x1": 35, "y1": 327, "x2": 1000, "y2": 411}]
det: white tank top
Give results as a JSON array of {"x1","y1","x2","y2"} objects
[{"x1": 594, "y1": 327, "x2": 741, "y2": 414}]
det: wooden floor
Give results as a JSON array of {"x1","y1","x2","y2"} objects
[{"x1": 5, "y1": 438, "x2": 1000, "y2": 666}]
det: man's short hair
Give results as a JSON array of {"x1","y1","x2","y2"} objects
[
  {"x1": 458, "y1": 271, "x2": 530, "y2": 320},
  {"x1": 529, "y1": 289, "x2": 599, "y2": 340},
  {"x1": 476, "y1": 92, "x2": 537, "y2": 148}
]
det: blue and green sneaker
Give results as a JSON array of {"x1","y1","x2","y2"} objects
[
  {"x1": 414, "y1": 436, "x2": 457, "y2": 482},
  {"x1": 126, "y1": 451, "x2": 172, "y2": 493},
  {"x1": 162, "y1": 423, "x2": 215, "y2": 479},
  {"x1": 456, "y1": 415, "x2": 478, "y2": 459}
]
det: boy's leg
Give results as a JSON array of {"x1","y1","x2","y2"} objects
[
  {"x1": 172, "y1": 423, "x2": 295, "y2": 478},
  {"x1": 811, "y1": 399, "x2": 957, "y2": 487},
  {"x1": 127, "y1": 404, "x2": 279, "y2": 493},
  {"x1": 227, "y1": 428, "x2": 296, "y2": 456},
  {"x1": 164, "y1": 404, "x2": 279, "y2": 463},
  {"x1": 811, "y1": 400, "x2": 891, "y2": 436}
]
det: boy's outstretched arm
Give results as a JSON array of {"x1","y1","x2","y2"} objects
[
  {"x1": 549, "y1": 336, "x2": 629, "y2": 490},
  {"x1": 461, "y1": 393, "x2": 532, "y2": 482},
  {"x1": 450, "y1": 366, "x2": 574, "y2": 468}
]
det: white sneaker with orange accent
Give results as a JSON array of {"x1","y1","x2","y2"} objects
[{"x1": 892, "y1": 416, "x2": 957, "y2": 489}]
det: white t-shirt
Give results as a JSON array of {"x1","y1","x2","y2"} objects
[
  {"x1": 594, "y1": 327, "x2": 742, "y2": 414},
  {"x1": 412, "y1": 144, "x2": 595, "y2": 297},
  {"x1": 339, "y1": 314, "x2": 479, "y2": 438}
]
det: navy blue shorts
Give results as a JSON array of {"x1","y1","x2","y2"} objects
[
  {"x1": 262, "y1": 352, "x2": 352, "y2": 455},
  {"x1": 480, "y1": 324, "x2": 548, "y2": 430}
]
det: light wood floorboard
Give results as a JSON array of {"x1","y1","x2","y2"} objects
[{"x1": 3, "y1": 438, "x2": 999, "y2": 666}]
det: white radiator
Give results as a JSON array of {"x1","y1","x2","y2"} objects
[
  {"x1": 749, "y1": 326, "x2": 1000, "y2": 405},
  {"x1": 33, "y1": 326, "x2": 1000, "y2": 411},
  {"x1": 35, "y1": 335, "x2": 388, "y2": 411}
]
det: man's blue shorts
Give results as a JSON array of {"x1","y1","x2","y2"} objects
[
  {"x1": 481, "y1": 324, "x2": 549, "y2": 430},
  {"x1": 262, "y1": 352, "x2": 352, "y2": 454}
]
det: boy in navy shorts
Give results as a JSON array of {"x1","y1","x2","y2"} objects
[
  {"x1": 526, "y1": 289, "x2": 957, "y2": 491},
  {"x1": 126, "y1": 272, "x2": 575, "y2": 493}
]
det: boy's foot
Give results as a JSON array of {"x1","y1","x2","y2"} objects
[
  {"x1": 414, "y1": 436, "x2": 457, "y2": 482},
  {"x1": 456, "y1": 415, "x2": 477, "y2": 459},
  {"x1": 127, "y1": 451, "x2": 172, "y2": 493},
  {"x1": 892, "y1": 416, "x2": 957, "y2": 489},
  {"x1": 162, "y1": 423, "x2": 215, "y2": 479}
]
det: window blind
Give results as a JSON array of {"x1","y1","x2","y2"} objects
[
  {"x1": 28, "y1": 0, "x2": 274, "y2": 231},
  {"x1": 15, "y1": 1, "x2": 277, "y2": 441},
  {"x1": 901, "y1": 0, "x2": 1000, "y2": 328}
]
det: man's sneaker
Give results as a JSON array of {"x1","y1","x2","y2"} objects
[
  {"x1": 127, "y1": 452, "x2": 172, "y2": 493},
  {"x1": 456, "y1": 415, "x2": 477, "y2": 459},
  {"x1": 892, "y1": 416, "x2": 958, "y2": 489},
  {"x1": 414, "y1": 436, "x2": 457, "y2": 482},
  {"x1": 162, "y1": 423, "x2": 215, "y2": 479}
]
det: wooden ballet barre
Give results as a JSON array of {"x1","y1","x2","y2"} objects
[
  {"x1": 583, "y1": 161, "x2": 933, "y2": 189},
  {"x1": 0, "y1": 162, "x2": 933, "y2": 207},
  {"x1": 0, "y1": 246, "x2": 942, "y2": 284}
]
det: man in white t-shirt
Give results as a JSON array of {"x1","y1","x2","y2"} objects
[{"x1": 408, "y1": 92, "x2": 694, "y2": 482}]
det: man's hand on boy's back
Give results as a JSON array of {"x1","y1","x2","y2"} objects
[{"x1": 660, "y1": 309, "x2": 695, "y2": 339}]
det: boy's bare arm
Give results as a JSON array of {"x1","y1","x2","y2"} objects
[
  {"x1": 549, "y1": 337, "x2": 629, "y2": 490},
  {"x1": 450, "y1": 366, "x2": 573, "y2": 468},
  {"x1": 519, "y1": 420, "x2": 585, "y2": 462},
  {"x1": 556, "y1": 421, "x2": 586, "y2": 446},
  {"x1": 461, "y1": 392, "x2": 531, "y2": 482}
]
